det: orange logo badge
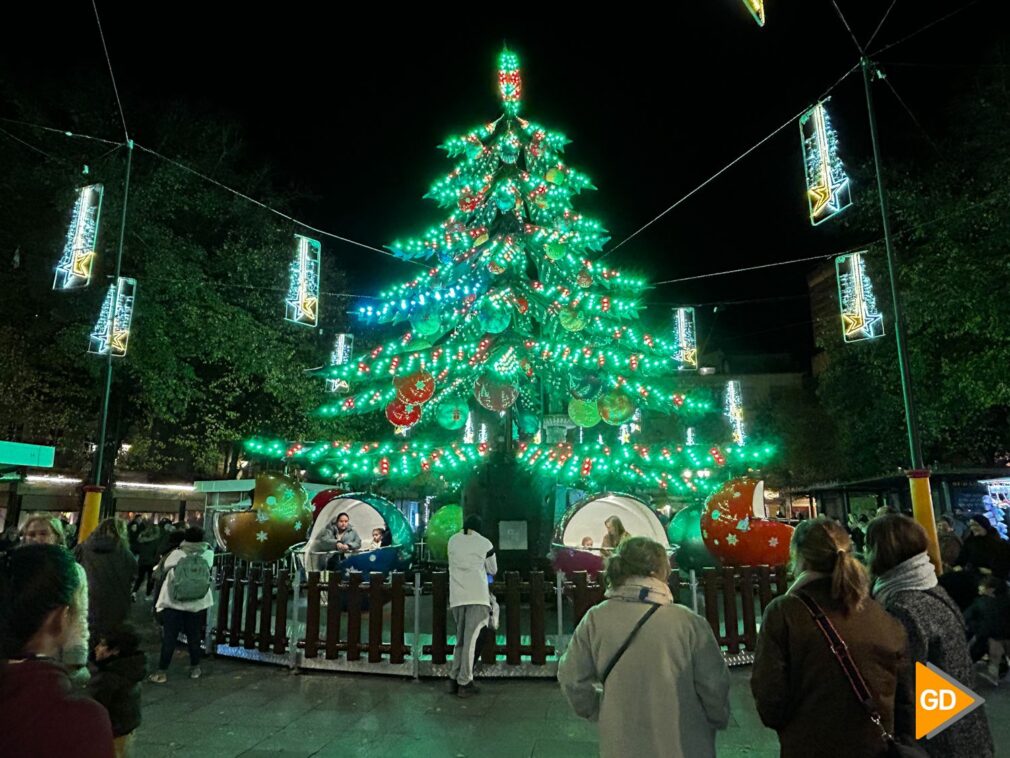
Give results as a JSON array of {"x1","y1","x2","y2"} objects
[{"x1": 915, "y1": 662, "x2": 984, "y2": 740}]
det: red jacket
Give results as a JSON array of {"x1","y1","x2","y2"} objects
[{"x1": 0, "y1": 658, "x2": 114, "y2": 758}]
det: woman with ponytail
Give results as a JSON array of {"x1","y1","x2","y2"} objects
[
  {"x1": 559, "y1": 537, "x2": 729, "y2": 757},
  {"x1": 751, "y1": 517, "x2": 911, "y2": 757},
  {"x1": 866, "y1": 514, "x2": 993, "y2": 757},
  {"x1": 0, "y1": 545, "x2": 114, "y2": 757}
]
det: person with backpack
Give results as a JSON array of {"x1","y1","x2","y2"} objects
[{"x1": 148, "y1": 527, "x2": 213, "y2": 683}]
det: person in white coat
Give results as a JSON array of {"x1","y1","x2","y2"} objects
[
  {"x1": 446, "y1": 513, "x2": 497, "y2": 697},
  {"x1": 558, "y1": 537, "x2": 730, "y2": 758},
  {"x1": 148, "y1": 527, "x2": 214, "y2": 683}
]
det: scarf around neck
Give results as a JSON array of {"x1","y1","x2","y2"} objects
[
  {"x1": 872, "y1": 551, "x2": 937, "y2": 608},
  {"x1": 605, "y1": 576, "x2": 673, "y2": 606}
]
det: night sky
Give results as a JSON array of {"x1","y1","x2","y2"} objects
[{"x1": 3, "y1": 1, "x2": 1002, "y2": 367}]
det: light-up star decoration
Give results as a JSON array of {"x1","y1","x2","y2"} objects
[
  {"x1": 835, "y1": 252, "x2": 885, "y2": 342},
  {"x1": 285, "y1": 234, "x2": 321, "y2": 326},
  {"x1": 88, "y1": 277, "x2": 137, "y2": 357},
  {"x1": 672, "y1": 307, "x2": 698, "y2": 371},
  {"x1": 724, "y1": 380, "x2": 747, "y2": 446},
  {"x1": 54, "y1": 184, "x2": 104, "y2": 290},
  {"x1": 800, "y1": 101, "x2": 852, "y2": 226},
  {"x1": 742, "y1": 0, "x2": 765, "y2": 26}
]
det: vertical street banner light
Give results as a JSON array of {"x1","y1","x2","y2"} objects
[{"x1": 861, "y1": 57, "x2": 941, "y2": 570}]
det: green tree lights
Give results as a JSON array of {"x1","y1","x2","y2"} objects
[{"x1": 247, "y1": 50, "x2": 774, "y2": 494}]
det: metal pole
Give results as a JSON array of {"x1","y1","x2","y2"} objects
[
  {"x1": 412, "y1": 572, "x2": 422, "y2": 680},
  {"x1": 93, "y1": 139, "x2": 134, "y2": 487},
  {"x1": 555, "y1": 572, "x2": 564, "y2": 645},
  {"x1": 861, "y1": 57, "x2": 941, "y2": 570},
  {"x1": 689, "y1": 569, "x2": 699, "y2": 615},
  {"x1": 861, "y1": 58, "x2": 923, "y2": 468},
  {"x1": 290, "y1": 567, "x2": 301, "y2": 671}
]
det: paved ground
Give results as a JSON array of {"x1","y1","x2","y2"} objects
[{"x1": 130, "y1": 603, "x2": 1010, "y2": 757}]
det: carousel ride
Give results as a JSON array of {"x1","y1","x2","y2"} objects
[
  {"x1": 210, "y1": 473, "x2": 415, "y2": 575},
  {"x1": 551, "y1": 492, "x2": 673, "y2": 576}
]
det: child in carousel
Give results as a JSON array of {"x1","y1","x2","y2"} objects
[{"x1": 367, "y1": 528, "x2": 385, "y2": 551}]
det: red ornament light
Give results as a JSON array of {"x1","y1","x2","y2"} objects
[
  {"x1": 395, "y1": 370, "x2": 436, "y2": 404},
  {"x1": 385, "y1": 400, "x2": 421, "y2": 428}
]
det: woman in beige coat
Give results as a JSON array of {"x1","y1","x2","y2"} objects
[{"x1": 558, "y1": 537, "x2": 730, "y2": 758}]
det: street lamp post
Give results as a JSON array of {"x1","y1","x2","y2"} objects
[
  {"x1": 861, "y1": 57, "x2": 941, "y2": 570},
  {"x1": 80, "y1": 139, "x2": 134, "y2": 542}
]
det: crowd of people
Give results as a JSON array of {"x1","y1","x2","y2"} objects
[
  {"x1": 553, "y1": 512, "x2": 1000, "y2": 758},
  {"x1": 0, "y1": 513, "x2": 214, "y2": 757},
  {"x1": 2, "y1": 504, "x2": 1008, "y2": 757}
]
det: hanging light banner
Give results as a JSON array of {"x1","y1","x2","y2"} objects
[
  {"x1": 724, "y1": 380, "x2": 746, "y2": 446},
  {"x1": 285, "y1": 234, "x2": 320, "y2": 326},
  {"x1": 799, "y1": 101, "x2": 851, "y2": 226},
  {"x1": 672, "y1": 307, "x2": 698, "y2": 371},
  {"x1": 836, "y1": 252, "x2": 885, "y2": 343},
  {"x1": 88, "y1": 277, "x2": 137, "y2": 357},
  {"x1": 54, "y1": 184, "x2": 104, "y2": 290},
  {"x1": 326, "y1": 333, "x2": 354, "y2": 393},
  {"x1": 742, "y1": 0, "x2": 765, "y2": 26}
]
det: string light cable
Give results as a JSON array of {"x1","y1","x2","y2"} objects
[
  {"x1": 601, "y1": 62, "x2": 861, "y2": 258},
  {"x1": 134, "y1": 143, "x2": 424, "y2": 267}
]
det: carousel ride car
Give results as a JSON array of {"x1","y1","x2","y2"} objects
[{"x1": 551, "y1": 491, "x2": 673, "y2": 576}]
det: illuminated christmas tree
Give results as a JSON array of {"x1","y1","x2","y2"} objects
[{"x1": 247, "y1": 49, "x2": 773, "y2": 496}]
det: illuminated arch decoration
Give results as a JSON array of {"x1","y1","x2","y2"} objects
[
  {"x1": 88, "y1": 277, "x2": 136, "y2": 357},
  {"x1": 54, "y1": 184, "x2": 104, "y2": 290},
  {"x1": 800, "y1": 101, "x2": 852, "y2": 226},
  {"x1": 285, "y1": 234, "x2": 320, "y2": 326},
  {"x1": 742, "y1": 0, "x2": 765, "y2": 27},
  {"x1": 724, "y1": 380, "x2": 746, "y2": 446},
  {"x1": 326, "y1": 333, "x2": 354, "y2": 393},
  {"x1": 672, "y1": 307, "x2": 698, "y2": 371},
  {"x1": 836, "y1": 252, "x2": 885, "y2": 342}
]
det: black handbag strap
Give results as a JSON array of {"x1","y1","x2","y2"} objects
[
  {"x1": 600, "y1": 603, "x2": 660, "y2": 685},
  {"x1": 795, "y1": 591, "x2": 893, "y2": 740}
]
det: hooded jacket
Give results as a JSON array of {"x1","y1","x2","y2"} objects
[
  {"x1": 87, "y1": 651, "x2": 146, "y2": 737},
  {"x1": 74, "y1": 535, "x2": 137, "y2": 638},
  {"x1": 156, "y1": 541, "x2": 215, "y2": 613},
  {"x1": 0, "y1": 658, "x2": 114, "y2": 757},
  {"x1": 134, "y1": 526, "x2": 162, "y2": 568}
]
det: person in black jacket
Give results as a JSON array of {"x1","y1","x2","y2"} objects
[
  {"x1": 89, "y1": 625, "x2": 146, "y2": 755},
  {"x1": 965, "y1": 575, "x2": 1010, "y2": 684}
]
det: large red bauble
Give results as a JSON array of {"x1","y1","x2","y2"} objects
[
  {"x1": 474, "y1": 373, "x2": 519, "y2": 412},
  {"x1": 701, "y1": 478, "x2": 794, "y2": 566},
  {"x1": 385, "y1": 399, "x2": 422, "y2": 427},
  {"x1": 597, "y1": 390, "x2": 635, "y2": 425},
  {"x1": 216, "y1": 474, "x2": 314, "y2": 563},
  {"x1": 395, "y1": 370, "x2": 435, "y2": 404},
  {"x1": 311, "y1": 488, "x2": 347, "y2": 522}
]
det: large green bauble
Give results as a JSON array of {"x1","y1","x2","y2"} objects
[
  {"x1": 545, "y1": 241, "x2": 566, "y2": 260},
  {"x1": 559, "y1": 308, "x2": 586, "y2": 332},
  {"x1": 478, "y1": 300, "x2": 511, "y2": 334},
  {"x1": 425, "y1": 505, "x2": 463, "y2": 562},
  {"x1": 597, "y1": 390, "x2": 635, "y2": 426},
  {"x1": 568, "y1": 398, "x2": 601, "y2": 428},
  {"x1": 410, "y1": 312, "x2": 441, "y2": 338},
  {"x1": 436, "y1": 398, "x2": 469, "y2": 430},
  {"x1": 668, "y1": 505, "x2": 719, "y2": 571}
]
